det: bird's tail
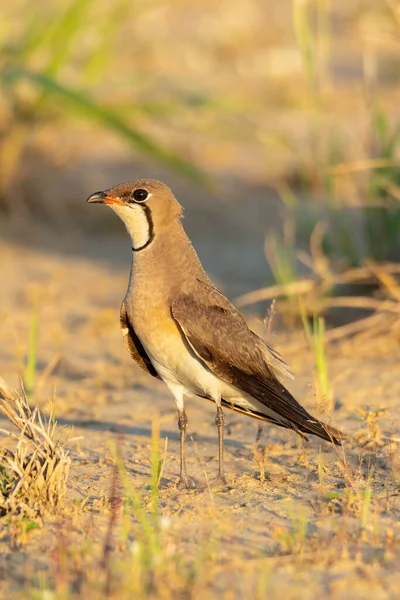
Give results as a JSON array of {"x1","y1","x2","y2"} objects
[
  {"x1": 219, "y1": 397, "x2": 343, "y2": 446},
  {"x1": 296, "y1": 417, "x2": 343, "y2": 446}
]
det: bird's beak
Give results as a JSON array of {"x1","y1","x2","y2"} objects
[
  {"x1": 86, "y1": 191, "x2": 125, "y2": 205},
  {"x1": 86, "y1": 191, "x2": 107, "y2": 203}
]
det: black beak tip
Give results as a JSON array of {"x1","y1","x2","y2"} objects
[{"x1": 86, "y1": 190, "x2": 106, "y2": 204}]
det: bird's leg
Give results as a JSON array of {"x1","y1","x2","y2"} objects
[
  {"x1": 215, "y1": 405, "x2": 228, "y2": 485},
  {"x1": 167, "y1": 383, "x2": 195, "y2": 490},
  {"x1": 178, "y1": 408, "x2": 188, "y2": 481},
  {"x1": 177, "y1": 408, "x2": 195, "y2": 489},
  {"x1": 255, "y1": 423, "x2": 263, "y2": 445}
]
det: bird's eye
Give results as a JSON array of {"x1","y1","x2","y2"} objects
[{"x1": 132, "y1": 188, "x2": 149, "y2": 202}]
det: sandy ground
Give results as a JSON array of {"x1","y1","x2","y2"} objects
[{"x1": 0, "y1": 189, "x2": 400, "y2": 599}]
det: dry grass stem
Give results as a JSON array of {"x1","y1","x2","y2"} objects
[
  {"x1": 284, "y1": 312, "x2": 392, "y2": 355},
  {"x1": 325, "y1": 157, "x2": 400, "y2": 176},
  {"x1": 0, "y1": 376, "x2": 70, "y2": 518},
  {"x1": 235, "y1": 262, "x2": 400, "y2": 308},
  {"x1": 235, "y1": 255, "x2": 400, "y2": 346}
]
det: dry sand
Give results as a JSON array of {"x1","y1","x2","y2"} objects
[{"x1": 0, "y1": 188, "x2": 399, "y2": 599}]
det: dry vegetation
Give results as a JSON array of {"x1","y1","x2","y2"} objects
[
  {"x1": 0, "y1": 0, "x2": 400, "y2": 598},
  {"x1": 0, "y1": 377, "x2": 70, "y2": 519}
]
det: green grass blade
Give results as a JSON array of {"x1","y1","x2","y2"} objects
[
  {"x1": 3, "y1": 12, "x2": 52, "y2": 61},
  {"x1": 3, "y1": 0, "x2": 90, "y2": 65},
  {"x1": 293, "y1": 0, "x2": 316, "y2": 95},
  {"x1": 24, "y1": 299, "x2": 39, "y2": 397},
  {"x1": 111, "y1": 444, "x2": 161, "y2": 558},
  {"x1": 266, "y1": 233, "x2": 296, "y2": 288},
  {"x1": 82, "y1": 0, "x2": 131, "y2": 81},
  {"x1": 2, "y1": 68, "x2": 207, "y2": 184},
  {"x1": 313, "y1": 315, "x2": 330, "y2": 401},
  {"x1": 42, "y1": 0, "x2": 94, "y2": 78},
  {"x1": 150, "y1": 420, "x2": 161, "y2": 515}
]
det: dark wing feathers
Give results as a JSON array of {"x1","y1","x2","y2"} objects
[
  {"x1": 120, "y1": 302, "x2": 160, "y2": 379},
  {"x1": 172, "y1": 281, "x2": 342, "y2": 445}
]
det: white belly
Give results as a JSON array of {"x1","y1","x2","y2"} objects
[
  {"x1": 144, "y1": 335, "x2": 292, "y2": 427},
  {"x1": 149, "y1": 342, "x2": 231, "y2": 401}
]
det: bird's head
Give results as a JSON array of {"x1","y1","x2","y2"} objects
[{"x1": 87, "y1": 179, "x2": 183, "y2": 251}]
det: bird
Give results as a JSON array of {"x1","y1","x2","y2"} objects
[{"x1": 87, "y1": 179, "x2": 342, "y2": 488}]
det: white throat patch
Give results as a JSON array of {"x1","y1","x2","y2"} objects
[{"x1": 109, "y1": 203, "x2": 152, "y2": 250}]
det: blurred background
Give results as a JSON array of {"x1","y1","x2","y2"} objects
[{"x1": 1, "y1": 0, "x2": 400, "y2": 303}]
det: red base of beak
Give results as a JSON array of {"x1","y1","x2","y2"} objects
[{"x1": 104, "y1": 197, "x2": 125, "y2": 205}]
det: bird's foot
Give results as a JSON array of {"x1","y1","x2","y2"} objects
[
  {"x1": 211, "y1": 471, "x2": 229, "y2": 488},
  {"x1": 177, "y1": 475, "x2": 196, "y2": 490}
]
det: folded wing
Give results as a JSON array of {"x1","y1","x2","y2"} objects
[
  {"x1": 171, "y1": 281, "x2": 342, "y2": 445},
  {"x1": 120, "y1": 302, "x2": 160, "y2": 379}
]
